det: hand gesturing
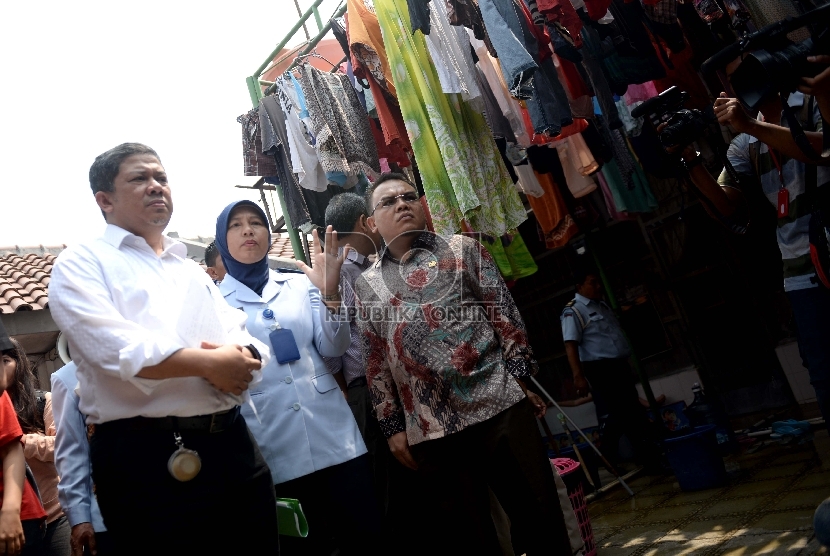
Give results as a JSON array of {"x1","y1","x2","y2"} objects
[{"x1": 296, "y1": 226, "x2": 350, "y2": 297}]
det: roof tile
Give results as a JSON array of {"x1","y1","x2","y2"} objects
[{"x1": 0, "y1": 249, "x2": 65, "y2": 312}]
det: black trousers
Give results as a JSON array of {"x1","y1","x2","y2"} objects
[
  {"x1": 275, "y1": 454, "x2": 383, "y2": 556},
  {"x1": 90, "y1": 411, "x2": 278, "y2": 555},
  {"x1": 409, "y1": 399, "x2": 572, "y2": 556},
  {"x1": 346, "y1": 381, "x2": 392, "y2": 518},
  {"x1": 583, "y1": 357, "x2": 656, "y2": 465}
]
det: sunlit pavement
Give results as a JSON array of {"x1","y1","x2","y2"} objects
[{"x1": 585, "y1": 429, "x2": 830, "y2": 555}]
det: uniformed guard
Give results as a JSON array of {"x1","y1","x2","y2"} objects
[{"x1": 560, "y1": 269, "x2": 656, "y2": 468}]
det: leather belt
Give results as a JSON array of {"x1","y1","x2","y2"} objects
[{"x1": 97, "y1": 407, "x2": 240, "y2": 434}]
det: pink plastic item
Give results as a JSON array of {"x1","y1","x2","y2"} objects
[{"x1": 552, "y1": 458, "x2": 596, "y2": 556}]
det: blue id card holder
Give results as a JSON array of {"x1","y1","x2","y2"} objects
[{"x1": 269, "y1": 327, "x2": 301, "y2": 364}]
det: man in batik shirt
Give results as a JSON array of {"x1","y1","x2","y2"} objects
[{"x1": 354, "y1": 173, "x2": 571, "y2": 556}]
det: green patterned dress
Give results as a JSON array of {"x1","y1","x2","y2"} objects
[{"x1": 374, "y1": 0, "x2": 528, "y2": 241}]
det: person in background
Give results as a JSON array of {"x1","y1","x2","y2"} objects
[
  {"x1": 51, "y1": 361, "x2": 110, "y2": 556},
  {"x1": 321, "y1": 194, "x2": 394, "y2": 517},
  {"x1": 1, "y1": 345, "x2": 46, "y2": 555},
  {"x1": 354, "y1": 173, "x2": 569, "y2": 556},
  {"x1": 49, "y1": 143, "x2": 276, "y2": 555},
  {"x1": 204, "y1": 241, "x2": 226, "y2": 284},
  {"x1": 561, "y1": 270, "x2": 657, "y2": 469},
  {"x1": 679, "y1": 56, "x2": 830, "y2": 429},
  {"x1": 3, "y1": 340, "x2": 68, "y2": 555},
  {"x1": 215, "y1": 200, "x2": 382, "y2": 556}
]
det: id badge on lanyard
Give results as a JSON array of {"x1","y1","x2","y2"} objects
[{"x1": 769, "y1": 148, "x2": 789, "y2": 218}]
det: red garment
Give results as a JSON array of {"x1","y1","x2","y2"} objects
[
  {"x1": 558, "y1": 58, "x2": 591, "y2": 99},
  {"x1": 366, "y1": 72, "x2": 412, "y2": 162},
  {"x1": 369, "y1": 119, "x2": 410, "y2": 169},
  {"x1": 536, "y1": 0, "x2": 583, "y2": 46},
  {"x1": 583, "y1": 0, "x2": 612, "y2": 20},
  {"x1": 0, "y1": 393, "x2": 46, "y2": 522},
  {"x1": 520, "y1": 105, "x2": 589, "y2": 144},
  {"x1": 516, "y1": 0, "x2": 555, "y2": 62}
]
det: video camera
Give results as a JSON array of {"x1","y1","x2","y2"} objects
[
  {"x1": 701, "y1": 2, "x2": 829, "y2": 158},
  {"x1": 631, "y1": 87, "x2": 717, "y2": 150}
]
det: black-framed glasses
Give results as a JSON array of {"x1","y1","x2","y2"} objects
[{"x1": 371, "y1": 192, "x2": 419, "y2": 215}]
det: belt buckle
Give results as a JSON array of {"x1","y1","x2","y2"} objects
[{"x1": 208, "y1": 412, "x2": 224, "y2": 433}]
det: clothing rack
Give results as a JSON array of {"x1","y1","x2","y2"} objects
[
  {"x1": 245, "y1": 0, "x2": 346, "y2": 264},
  {"x1": 241, "y1": 0, "x2": 670, "y2": 430}
]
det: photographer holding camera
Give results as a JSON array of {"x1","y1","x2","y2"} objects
[{"x1": 674, "y1": 53, "x2": 830, "y2": 430}]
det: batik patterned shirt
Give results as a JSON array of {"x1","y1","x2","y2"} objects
[{"x1": 354, "y1": 233, "x2": 534, "y2": 445}]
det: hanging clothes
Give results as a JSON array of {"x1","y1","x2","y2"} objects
[
  {"x1": 346, "y1": 0, "x2": 397, "y2": 98},
  {"x1": 407, "y1": 0, "x2": 432, "y2": 33},
  {"x1": 376, "y1": 0, "x2": 527, "y2": 238},
  {"x1": 424, "y1": 0, "x2": 483, "y2": 105},
  {"x1": 478, "y1": 0, "x2": 538, "y2": 99},
  {"x1": 445, "y1": 0, "x2": 497, "y2": 57},
  {"x1": 237, "y1": 109, "x2": 278, "y2": 177},
  {"x1": 595, "y1": 170, "x2": 635, "y2": 220},
  {"x1": 514, "y1": 163, "x2": 546, "y2": 197},
  {"x1": 259, "y1": 96, "x2": 315, "y2": 233},
  {"x1": 536, "y1": 0, "x2": 584, "y2": 44},
  {"x1": 563, "y1": 133, "x2": 600, "y2": 176},
  {"x1": 599, "y1": 157, "x2": 657, "y2": 213},
  {"x1": 526, "y1": 170, "x2": 579, "y2": 249},
  {"x1": 576, "y1": 16, "x2": 623, "y2": 129},
  {"x1": 556, "y1": 56, "x2": 594, "y2": 119},
  {"x1": 461, "y1": 221, "x2": 539, "y2": 279},
  {"x1": 469, "y1": 32, "x2": 530, "y2": 145},
  {"x1": 276, "y1": 76, "x2": 330, "y2": 193},
  {"x1": 366, "y1": 73, "x2": 413, "y2": 157},
  {"x1": 555, "y1": 140, "x2": 597, "y2": 197},
  {"x1": 623, "y1": 80, "x2": 658, "y2": 104},
  {"x1": 476, "y1": 68, "x2": 517, "y2": 142},
  {"x1": 514, "y1": 0, "x2": 575, "y2": 135},
  {"x1": 330, "y1": 17, "x2": 351, "y2": 57},
  {"x1": 581, "y1": 119, "x2": 613, "y2": 165},
  {"x1": 615, "y1": 98, "x2": 645, "y2": 136},
  {"x1": 298, "y1": 63, "x2": 381, "y2": 185}
]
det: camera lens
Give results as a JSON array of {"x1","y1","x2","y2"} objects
[{"x1": 730, "y1": 39, "x2": 814, "y2": 112}]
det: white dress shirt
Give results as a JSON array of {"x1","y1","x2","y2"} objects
[
  {"x1": 50, "y1": 363, "x2": 106, "y2": 532},
  {"x1": 49, "y1": 225, "x2": 270, "y2": 424},
  {"x1": 221, "y1": 270, "x2": 367, "y2": 484}
]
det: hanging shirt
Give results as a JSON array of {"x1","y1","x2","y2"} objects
[{"x1": 560, "y1": 293, "x2": 630, "y2": 361}]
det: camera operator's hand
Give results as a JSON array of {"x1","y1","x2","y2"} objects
[
  {"x1": 799, "y1": 55, "x2": 830, "y2": 96},
  {"x1": 799, "y1": 55, "x2": 830, "y2": 123},
  {"x1": 714, "y1": 93, "x2": 755, "y2": 134}
]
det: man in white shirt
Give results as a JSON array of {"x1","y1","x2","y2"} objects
[{"x1": 49, "y1": 143, "x2": 277, "y2": 555}]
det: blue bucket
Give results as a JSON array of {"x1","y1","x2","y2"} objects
[{"x1": 664, "y1": 425, "x2": 728, "y2": 491}]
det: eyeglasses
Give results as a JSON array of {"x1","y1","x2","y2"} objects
[{"x1": 371, "y1": 192, "x2": 419, "y2": 215}]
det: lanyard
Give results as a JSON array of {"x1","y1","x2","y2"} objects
[{"x1": 767, "y1": 147, "x2": 789, "y2": 218}]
